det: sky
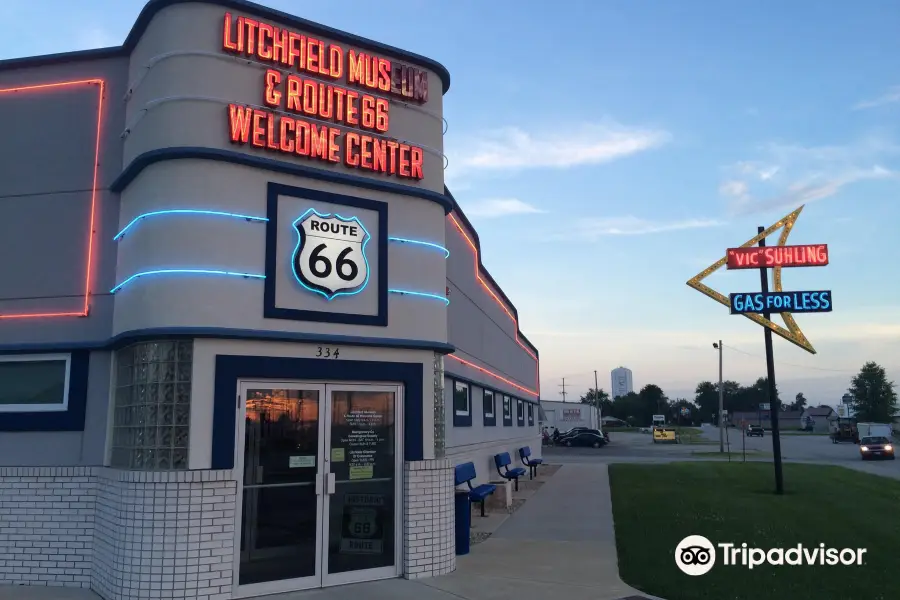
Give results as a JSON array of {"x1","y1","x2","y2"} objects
[{"x1": 4, "y1": 0, "x2": 900, "y2": 405}]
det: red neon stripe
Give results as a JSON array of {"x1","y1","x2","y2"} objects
[
  {"x1": 0, "y1": 79, "x2": 104, "y2": 319},
  {"x1": 447, "y1": 354, "x2": 538, "y2": 397},
  {"x1": 83, "y1": 80, "x2": 105, "y2": 315},
  {"x1": 447, "y1": 213, "x2": 540, "y2": 396}
]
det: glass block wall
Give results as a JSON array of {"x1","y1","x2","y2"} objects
[
  {"x1": 433, "y1": 352, "x2": 445, "y2": 458},
  {"x1": 110, "y1": 340, "x2": 193, "y2": 470}
]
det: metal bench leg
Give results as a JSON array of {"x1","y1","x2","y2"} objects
[
  {"x1": 480, "y1": 500, "x2": 486, "y2": 517},
  {"x1": 528, "y1": 465, "x2": 533, "y2": 480},
  {"x1": 514, "y1": 477, "x2": 519, "y2": 492}
]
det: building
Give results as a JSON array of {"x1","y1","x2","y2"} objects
[
  {"x1": 540, "y1": 400, "x2": 599, "y2": 431},
  {"x1": 802, "y1": 406, "x2": 835, "y2": 432},
  {"x1": 610, "y1": 367, "x2": 633, "y2": 398},
  {"x1": 0, "y1": 0, "x2": 540, "y2": 597}
]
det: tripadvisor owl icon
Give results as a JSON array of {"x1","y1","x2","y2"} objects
[{"x1": 675, "y1": 535, "x2": 716, "y2": 576}]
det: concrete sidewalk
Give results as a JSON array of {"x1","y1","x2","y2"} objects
[{"x1": 0, "y1": 464, "x2": 654, "y2": 600}]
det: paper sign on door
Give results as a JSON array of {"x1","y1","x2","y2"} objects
[
  {"x1": 349, "y1": 465, "x2": 373, "y2": 480},
  {"x1": 289, "y1": 456, "x2": 316, "y2": 468},
  {"x1": 331, "y1": 448, "x2": 346, "y2": 462}
]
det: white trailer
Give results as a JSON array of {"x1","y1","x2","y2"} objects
[{"x1": 856, "y1": 423, "x2": 893, "y2": 439}]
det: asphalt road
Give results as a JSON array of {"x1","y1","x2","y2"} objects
[{"x1": 543, "y1": 427, "x2": 900, "y2": 480}]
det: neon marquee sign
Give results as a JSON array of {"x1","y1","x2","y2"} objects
[{"x1": 222, "y1": 12, "x2": 427, "y2": 180}]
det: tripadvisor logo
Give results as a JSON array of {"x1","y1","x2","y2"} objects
[{"x1": 675, "y1": 535, "x2": 867, "y2": 576}]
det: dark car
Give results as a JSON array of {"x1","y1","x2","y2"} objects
[
  {"x1": 746, "y1": 425, "x2": 764, "y2": 437},
  {"x1": 859, "y1": 436, "x2": 895, "y2": 460},
  {"x1": 563, "y1": 431, "x2": 607, "y2": 448}
]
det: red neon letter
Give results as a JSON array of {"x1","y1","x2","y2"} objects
[
  {"x1": 344, "y1": 132, "x2": 360, "y2": 167},
  {"x1": 251, "y1": 111, "x2": 267, "y2": 148},
  {"x1": 329, "y1": 45, "x2": 344, "y2": 79},
  {"x1": 377, "y1": 59, "x2": 391, "y2": 92},
  {"x1": 410, "y1": 146, "x2": 424, "y2": 179},
  {"x1": 279, "y1": 117, "x2": 295, "y2": 153},
  {"x1": 223, "y1": 13, "x2": 238, "y2": 51},
  {"x1": 258, "y1": 23, "x2": 273, "y2": 60},
  {"x1": 264, "y1": 69, "x2": 282, "y2": 107},
  {"x1": 228, "y1": 104, "x2": 253, "y2": 143}
]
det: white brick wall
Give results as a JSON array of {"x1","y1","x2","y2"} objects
[
  {"x1": 403, "y1": 459, "x2": 455, "y2": 579},
  {"x1": 2, "y1": 463, "x2": 457, "y2": 592},
  {"x1": 0, "y1": 467, "x2": 237, "y2": 599},
  {"x1": 0, "y1": 467, "x2": 95, "y2": 588},
  {"x1": 92, "y1": 469, "x2": 237, "y2": 600}
]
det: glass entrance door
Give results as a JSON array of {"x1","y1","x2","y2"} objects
[
  {"x1": 234, "y1": 381, "x2": 401, "y2": 595},
  {"x1": 235, "y1": 382, "x2": 325, "y2": 596},
  {"x1": 323, "y1": 384, "x2": 401, "y2": 586}
]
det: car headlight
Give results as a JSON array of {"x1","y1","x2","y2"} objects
[
  {"x1": 885, "y1": 445, "x2": 893, "y2": 451},
  {"x1": 860, "y1": 446, "x2": 869, "y2": 452}
]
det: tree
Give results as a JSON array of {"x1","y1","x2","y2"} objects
[
  {"x1": 792, "y1": 393, "x2": 807, "y2": 411},
  {"x1": 848, "y1": 361, "x2": 898, "y2": 422},
  {"x1": 639, "y1": 384, "x2": 669, "y2": 424},
  {"x1": 580, "y1": 387, "x2": 612, "y2": 416},
  {"x1": 694, "y1": 381, "x2": 719, "y2": 423}
]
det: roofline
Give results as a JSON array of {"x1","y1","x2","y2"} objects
[
  {"x1": 445, "y1": 186, "x2": 539, "y2": 358},
  {"x1": 0, "y1": 0, "x2": 451, "y2": 95}
]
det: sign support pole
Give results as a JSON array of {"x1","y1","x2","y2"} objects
[
  {"x1": 718, "y1": 341, "x2": 724, "y2": 453},
  {"x1": 758, "y1": 227, "x2": 785, "y2": 495}
]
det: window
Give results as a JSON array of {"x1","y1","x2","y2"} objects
[
  {"x1": 503, "y1": 395, "x2": 512, "y2": 426},
  {"x1": 110, "y1": 341, "x2": 193, "y2": 470},
  {"x1": 483, "y1": 389, "x2": 496, "y2": 426},
  {"x1": 528, "y1": 403, "x2": 534, "y2": 426},
  {"x1": 517, "y1": 399, "x2": 525, "y2": 425},
  {"x1": 453, "y1": 380, "x2": 470, "y2": 416},
  {"x1": 0, "y1": 354, "x2": 70, "y2": 412},
  {"x1": 483, "y1": 390, "x2": 495, "y2": 417}
]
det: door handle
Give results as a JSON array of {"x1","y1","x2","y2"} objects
[
  {"x1": 326, "y1": 472, "x2": 336, "y2": 495},
  {"x1": 316, "y1": 473, "x2": 324, "y2": 496}
]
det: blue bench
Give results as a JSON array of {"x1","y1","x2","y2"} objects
[
  {"x1": 454, "y1": 461, "x2": 496, "y2": 517},
  {"x1": 518, "y1": 446, "x2": 543, "y2": 480},
  {"x1": 494, "y1": 452, "x2": 527, "y2": 491}
]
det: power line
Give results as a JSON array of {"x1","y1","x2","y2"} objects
[{"x1": 721, "y1": 344, "x2": 855, "y2": 374}]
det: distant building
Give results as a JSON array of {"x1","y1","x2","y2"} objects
[{"x1": 611, "y1": 367, "x2": 634, "y2": 398}]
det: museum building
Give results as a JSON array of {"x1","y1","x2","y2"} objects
[{"x1": 0, "y1": 0, "x2": 541, "y2": 598}]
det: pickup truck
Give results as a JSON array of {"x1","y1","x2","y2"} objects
[{"x1": 745, "y1": 425, "x2": 764, "y2": 437}]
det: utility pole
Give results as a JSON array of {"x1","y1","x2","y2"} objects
[
  {"x1": 559, "y1": 378, "x2": 568, "y2": 402},
  {"x1": 594, "y1": 370, "x2": 601, "y2": 429},
  {"x1": 714, "y1": 340, "x2": 724, "y2": 453}
]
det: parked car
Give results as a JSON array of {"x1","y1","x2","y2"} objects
[
  {"x1": 859, "y1": 436, "x2": 895, "y2": 460},
  {"x1": 562, "y1": 431, "x2": 607, "y2": 448},
  {"x1": 746, "y1": 425, "x2": 764, "y2": 437}
]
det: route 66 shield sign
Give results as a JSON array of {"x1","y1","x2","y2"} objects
[{"x1": 292, "y1": 209, "x2": 370, "y2": 300}]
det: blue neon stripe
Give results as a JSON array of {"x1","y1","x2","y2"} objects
[
  {"x1": 114, "y1": 209, "x2": 268, "y2": 240},
  {"x1": 388, "y1": 236, "x2": 449, "y2": 258},
  {"x1": 111, "y1": 269, "x2": 265, "y2": 293},
  {"x1": 389, "y1": 289, "x2": 450, "y2": 305}
]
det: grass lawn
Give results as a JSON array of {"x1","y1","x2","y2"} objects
[
  {"x1": 690, "y1": 450, "x2": 769, "y2": 458},
  {"x1": 609, "y1": 462, "x2": 900, "y2": 600}
]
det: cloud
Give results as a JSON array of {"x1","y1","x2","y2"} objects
[
  {"x1": 447, "y1": 121, "x2": 670, "y2": 176},
  {"x1": 72, "y1": 27, "x2": 120, "y2": 50},
  {"x1": 720, "y1": 138, "x2": 900, "y2": 215},
  {"x1": 545, "y1": 215, "x2": 723, "y2": 241},
  {"x1": 719, "y1": 180, "x2": 750, "y2": 200},
  {"x1": 729, "y1": 166, "x2": 894, "y2": 216},
  {"x1": 853, "y1": 86, "x2": 900, "y2": 110},
  {"x1": 462, "y1": 198, "x2": 545, "y2": 219}
]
